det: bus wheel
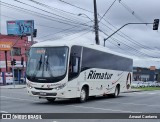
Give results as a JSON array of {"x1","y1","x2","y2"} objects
[
  {"x1": 114, "y1": 86, "x2": 119, "y2": 97},
  {"x1": 46, "y1": 98, "x2": 56, "y2": 102},
  {"x1": 79, "y1": 87, "x2": 87, "y2": 103}
]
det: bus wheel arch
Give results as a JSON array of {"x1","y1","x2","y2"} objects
[{"x1": 79, "y1": 85, "x2": 89, "y2": 103}]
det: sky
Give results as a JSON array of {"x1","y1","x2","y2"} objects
[{"x1": 0, "y1": 0, "x2": 160, "y2": 68}]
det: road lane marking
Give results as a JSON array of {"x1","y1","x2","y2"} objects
[
  {"x1": 148, "y1": 93, "x2": 156, "y2": 94},
  {"x1": 132, "y1": 92, "x2": 145, "y2": 94},
  {"x1": 99, "y1": 101, "x2": 160, "y2": 107},
  {"x1": 68, "y1": 105, "x2": 141, "y2": 113},
  {"x1": 0, "y1": 96, "x2": 40, "y2": 102},
  {"x1": 0, "y1": 111, "x2": 8, "y2": 113},
  {"x1": 128, "y1": 92, "x2": 159, "y2": 95}
]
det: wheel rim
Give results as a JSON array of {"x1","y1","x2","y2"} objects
[
  {"x1": 115, "y1": 87, "x2": 118, "y2": 96},
  {"x1": 80, "y1": 89, "x2": 86, "y2": 101}
]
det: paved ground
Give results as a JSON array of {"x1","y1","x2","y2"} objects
[
  {"x1": 0, "y1": 88, "x2": 160, "y2": 122},
  {"x1": 0, "y1": 84, "x2": 26, "y2": 89}
]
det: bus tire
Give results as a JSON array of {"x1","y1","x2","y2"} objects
[
  {"x1": 108, "y1": 85, "x2": 120, "y2": 98},
  {"x1": 46, "y1": 98, "x2": 56, "y2": 102},
  {"x1": 114, "y1": 85, "x2": 120, "y2": 97},
  {"x1": 79, "y1": 87, "x2": 88, "y2": 103}
]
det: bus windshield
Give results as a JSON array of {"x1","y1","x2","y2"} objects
[{"x1": 26, "y1": 47, "x2": 68, "y2": 83}]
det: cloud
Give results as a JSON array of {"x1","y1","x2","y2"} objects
[{"x1": 1, "y1": 0, "x2": 160, "y2": 68}]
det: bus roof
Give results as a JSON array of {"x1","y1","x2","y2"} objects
[{"x1": 32, "y1": 40, "x2": 132, "y2": 60}]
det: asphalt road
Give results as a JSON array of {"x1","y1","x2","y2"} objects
[{"x1": 0, "y1": 88, "x2": 160, "y2": 122}]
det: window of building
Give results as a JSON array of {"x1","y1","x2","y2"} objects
[{"x1": 12, "y1": 47, "x2": 21, "y2": 56}]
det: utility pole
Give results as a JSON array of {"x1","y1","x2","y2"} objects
[
  {"x1": 31, "y1": 27, "x2": 34, "y2": 45},
  {"x1": 93, "y1": 0, "x2": 100, "y2": 45},
  {"x1": 4, "y1": 51, "x2": 8, "y2": 72}
]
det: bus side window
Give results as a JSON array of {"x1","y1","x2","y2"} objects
[
  {"x1": 69, "y1": 56, "x2": 80, "y2": 80},
  {"x1": 73, "y1": 57, "x2": 79, "y2": 73}
]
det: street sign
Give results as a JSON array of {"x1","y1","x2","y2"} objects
[
  {"x1": 6, "y1": 20, "x2": 34, "y2": 36},
  {"x1": 0, "y1": 42, "x2": 12, "y2": 51}
]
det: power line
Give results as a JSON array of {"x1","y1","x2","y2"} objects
[
  {"x1": 100, "y1": 23, "x2": 160, "y2": 56},
  {"x1": 99, "y1": 33, "x2": 143, "y2": 57},
  {"x1": 38, "y1": 22, "x2": 91, "y2": 39},
  {"x1": 41, "y1": 28, "x2": 91, "y2": 42},
  {"x1": 118, "y1": 0, "x2": 145, "y2": 23},
  {"x1": 99, "y1": 0, "x2": 117, "y2": 22},
  {"x1": 0, "y1": 2, "x2": 75, "y2": 27},
  {"x1": 27, "y1": 0, "x2": 93, "y2": 27},
  {"x1": 13, "y1": 0, "x2": 91, "y2": 27},
  {"x1": 100, "y1": 29, "x2": 160, "y2": 58},
  {"x1": 0, "y1": 6, "x2": 93, "y2": 40},
  {"x1": 99, "y1": 34, "x2": 136, "y2": 56},
  {"x1": 99, "y1": 18, "x2": 160, "y2": 54},
  {"x1": 56, "y1": 0, "x2": 93, "y2": 13},
  {"x1": 27, "y1": 0, "x2": 81, "y2": 17},
  {"x1": 1, "y1": 14, "x2": 65, "y2": 30},
  {"x1": 0, "y1": 1, "x2": 91, "y2": 28},
  {"x1": 64, "y1": 29, "x2": 91, "y2": 41}
]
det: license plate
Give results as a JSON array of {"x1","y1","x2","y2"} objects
[{"x1": 39, "y1": 92, "x2": 46, "y2": 96}]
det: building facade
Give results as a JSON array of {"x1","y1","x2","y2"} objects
[
  {"x1": 0, "y1": 34, "x2": 32, "y2": 84},
  {"x1": 133, "y1": 66, "x2": 160, "y2": 82}
]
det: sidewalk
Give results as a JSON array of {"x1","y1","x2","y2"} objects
[
  {"x1": 0, "y1": 84, "x2": 26, "y2": 89},
  {"x1": 123, "y1": 88, "x2": 142, "y2": 93}
]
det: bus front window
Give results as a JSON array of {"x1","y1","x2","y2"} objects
[{"x1": 26, "y1": 47, "x2": 68, "y2": 83}]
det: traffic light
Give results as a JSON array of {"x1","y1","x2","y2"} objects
[
  {"x1": 33, "y1": 29, "x2": 37, "y2": 37},
  {"x1": 21, "y1": 57, "x2": 24, "y2": 65},
  {"x1": 11, "y1": 59, "x2": 16, "y2": 66},
  {"x1": 153, "y1": 19, "x2": 159, "y2": 30}
]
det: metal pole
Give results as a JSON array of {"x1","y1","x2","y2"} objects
[
  {"x1": 31, "y1": 27, "x2": 34, "y2": 45},
  {"x1": 18, "y1": 68, "x2": 20, "y2": 84},
  {"x1": 93, "y1": 0, "x2": 100, "y2": 45},
  {"x1": 4, "y1": 51, "x2": 8, "y2": 72},
  {"x1": 104, "y1": 23, "x2": 153, "y2": 47},
  {"x1": 11, "y1": 48, "x2": 15, "y2": 88},
  {"x1": 11, "y1": 36, "x2": 23, "y2": 88}
]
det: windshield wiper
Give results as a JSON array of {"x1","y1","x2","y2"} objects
[
  {"x1": 38, "y1": 55, "x2": 42, "y2": 70},
  {"x1": 31, "y1": 54, "x2": 43, "y2": 79},
  {"x1": 45, "y1": 55, "x2": 54, "y2": 78},
  {"x1": 46, "y1": 55, "x2": 49, "y2": 71}
]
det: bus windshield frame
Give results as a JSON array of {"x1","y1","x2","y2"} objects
[{"x1": 26, "y1": 46, "x2": 69, "y2": 83}]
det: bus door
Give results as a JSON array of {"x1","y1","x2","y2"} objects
[{"x1": 68, "y1": 46, "x2": 82, "y2": 96}]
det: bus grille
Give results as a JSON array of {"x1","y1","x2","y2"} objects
[{"x1": 34, "y1": 87, "x2": 53, "y2": 90}]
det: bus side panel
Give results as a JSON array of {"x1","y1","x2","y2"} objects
[{"x1": 78, "y1": 69, "x2": 132, "y2": 96}]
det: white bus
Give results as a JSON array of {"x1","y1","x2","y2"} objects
[{"x1": 26, "y1": 40, "x2": 133, "y2": 102}]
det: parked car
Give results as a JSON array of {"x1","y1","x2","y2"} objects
[
  {"x1": 156, "y1": 82, "x2": 160, "y2": 87},
  {"x1": 137, "y1": 81, "x2": 145, "y2": 87},
  {"x1": 131, "y1": 81, "x2": 146, "y2": 88},
  {"x1": 143, "y1": 82, "x2": 150, "y2": 87},
  {"x1": 131, "y1": 81, "x2": 139, "y2": 88},
  {"x1": 154, "y1": 81, "x2": 160, "y2": 87}
]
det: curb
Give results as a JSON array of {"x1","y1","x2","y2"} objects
[
  {"x1": 8, "y1": 86, "x2": 26, "y2": 89},
  {"x1": 0, "y1": 85, "x2": 26, "y2": 89},
  {"x1": 123, "y1": 90, "x2": 142, "y2": 93}
]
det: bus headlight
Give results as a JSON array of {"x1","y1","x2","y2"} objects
[
  {"x1": 53, "y1": 83, "x2": 66, "y2": 90},
  {"x1": 26, "y1": 82, "x2": 33, "y2": 89}
]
